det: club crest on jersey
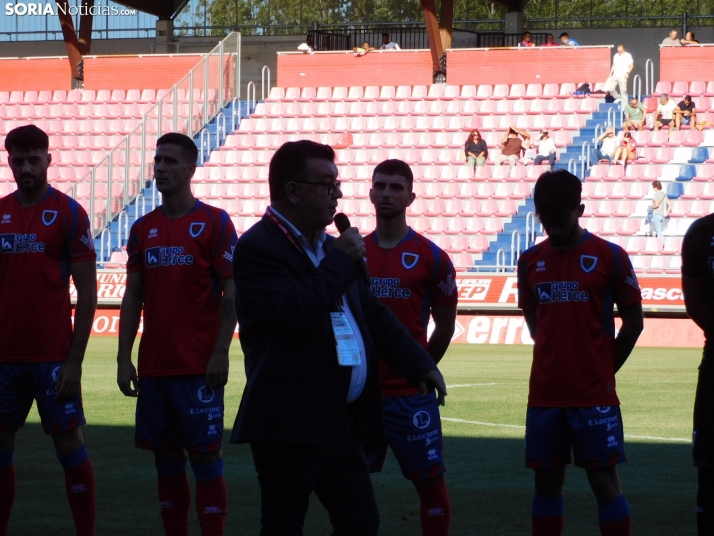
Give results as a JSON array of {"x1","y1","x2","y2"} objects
[
  {"x1": 189, "y1": 222, "x2": 205, "y2": 238},
  {"x1": 42, "y1": 210, "x2": 58, "y2": 226},
  {"x1": 580, "y1": 255, "x2": 598, "y2": 273},
  {"x1": 401, "y1": 252, "x2": 419, "y2": 270}
]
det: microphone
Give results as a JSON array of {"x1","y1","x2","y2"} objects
[{"x1": 333, "y1": 213, "x2": 371, "y2": 285}]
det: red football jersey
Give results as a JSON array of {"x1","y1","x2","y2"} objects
[
  {"x1": 517, "y1": 232, "x2": 642, "y2": 407},
  {"x1": 126, "y1": 201, "x2": 237, "y2": 377},
  {"x1": 365, "y1": 229, "x2": 458, "y2": 397},
  {"x1": 0, "y1": 187, "x2": 96, "y2": 362}
]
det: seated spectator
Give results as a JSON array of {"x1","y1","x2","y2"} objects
[
  {"x1": 541, "y1": 33, "x2": 559, "y2": 47},
  {"x1": 380, "y1": 33, "x2": 401, "y2": 50},
  {"x1": 496, "y1": 127, "x2": 529, "y2": 170},
  {"x1": 592, "y1": 126, "x2": 619, "y2": 164},
  {"x1": 648, "y1": 180, "x2": 671, "y2": 238},
  {"x1": 464, "y1": 129, "x2": 487, "y2": 167},
  {"x1": 681, "y1": 31, "x2": 699, "y2": 45},
  {"x1": 519, "y1": 31, "x2": 535, "y2": 47},
  {"x1": 654, "y1": 94, "x2": 677, "y2": 131},
  {"x1": 353, "y1": 41, "x2": 374, "y2": 56},
  {"x1": 297, "y1": 35, "x2": 314, "y2": 54},
  {"x1": 521, "y1": 138, "x2": 537, "y2": 165},
  {"x1": 613, "y1": 131, "x2": 637, "y2": 166},
  {"x1": 673, "y1": 95, "x2": 697, "y2": 130},
  {"x1": 559, "y1": 32, "x2": 579, "y2": 46},
  {"x1": 661, "y1": 28, "x2": 681, "y2": 46},
  {"x1": 624, "y1": 97, "x2": 647, "y2": 131},
  {"x1": 533, "y1": 131, "x2": 557, "y2": 167}
]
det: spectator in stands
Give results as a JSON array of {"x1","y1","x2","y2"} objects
[
  {"x1": 681, "y1": 31, "x2": 700, "y2": 45},
  {"x1": 541, "y1": 33, "x2": 559, "y2": 47},
  {"x1": 297, "y1": 35, "x2": 314, "y2": 54},
  {"x1": 380, "y1": 33, "x2": 401, "y2": 50},
  {"x1": 559, "y1": 32, "x2": 579, "y2": 46},
  {"x1": 661, "y1": 28, "x2": 681, "y2": 46},
  {"x1": 674, "y1": 95, "x2": 697, "y2": 130},
  {"x1": 522, "y1": 138, "x2": 537, "y2": 165},
  {"x1": 519, "y1": 31, "x2": 535, "y2": 47},
  {"x1": 649, "y1": 180, "x2": 672, "y2": 238},
  {"x1": 607, "y1": 45, "x2": 634, "y2": 104},
  {"x1": 353, "y1": 41, "x2": 375, "y2": 56},
  {"x1": 624, "y1": 97, "x2": 647, "y2": 131},
  {"x1": 654, "y1": 94, "x2": 677, "y2": 131},
  {"x1": 533, "y1": 131, "x2": 557, "y2": 168},
  {"x1": 464, "y1": 129, "x2": 487, "y2": 168},
  {"x1": 613, "y1": 131, "x2": 637, "y2": 166},
  {"x1": 592, "y1": 126, "x2": 619, "y2": 164},
  {"x1": 496, "y1": 127, "x2": 529, "y2": 170}
]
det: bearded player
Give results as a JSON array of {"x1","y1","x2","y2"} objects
[
  {"x1": 363, "y1": 159, "x2": 457, "y2": 536},
  {"x1": 117, "y1": 133, "x2": 237, "y2": 536},
  {"x1": 0, "y1": 125, "x2": 97, "y2": 536},
  {"x1": 518, "y1": 170, "x2": 643, "y2": 536}
]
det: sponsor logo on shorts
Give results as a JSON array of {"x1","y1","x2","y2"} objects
[
  {"x1": 427, "y1": 448, "x2": 439, "y2": 461},
  {"x1": 406, "y1": 429, "x2": 440, "y2": 445},
  {"x1": 594, "y1": 406, "x2": 611, "y2": 415},
  {"x1": 411, "y1": 410, "x2": 431, "y2": 430},
  {"x1": 64, "y1": 403, "x2": 76, "y2": 414},
  {"x1": 196, "y1": 385, "x2": 215, "y2": 404},
  {"x1": 588, "y1": 415, "x2": 619, "y2": 431},
  {"x1": 46, "y1": 364, "x2": 62, "y2": 395},
  {"x1": 207, "y1": 424, "x2": 218, "y2": 435},
  {"x1": 607, "y1": 435, "x2": 618, "y2": 448},
  {"x1": 189, "y1": 406, "x2": 221, "y2": 418}
]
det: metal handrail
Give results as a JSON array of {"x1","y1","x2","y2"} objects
[
  {"x1": 594, "y1": 123, "x2": 604, "y2": 144},
  {"x1": 246, "y1": 81, "x2": 256, "y2": 112},
  {"x1": 98, "y1": 228, "x2": 110, "y2": 263},
  {"x1": 261, "y1": 66, "x2": 271, "y2": 101},
  {"x1": 568, "y1": 157, "x2": 577, "y2": 175},
  {"x1": 215, "y1": 112, "x2": 227, "y2": 148},
  {"x1": 510, "y1": 230, "x2": 521, "y2": 267},
  {"x1": 199, "y1": 128, "x2": 210, "y2": 165},
  {"x1": 645, "y1": 59, "x2": 654, "y2": 95},
  {"x1": 117, "y1": 211, "x2": 129, "y2": 249},
  {"x1": 632, "y1": 74, "x2": 642, "y2": 103},
  {"x1": 134, "y1": 193, "x2": 146, "y2": 222},
  {"x1": 580, "y1": 141, "x2": 591, "y2": 181},
  {"x1": 525, "y1": 211, "x2": 535, "y2": 249},
  {"x1": 496, "y1": 249, "x2": 506, "y2": 272}
]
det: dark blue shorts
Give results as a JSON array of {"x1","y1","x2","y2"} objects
[
  {"x1": 0, "y1": 362, "x2": 86, "y2": 435},
  {"x1": 525, "y1": 406, "x2": 627, "y2": 469},
  {"x1": 364, "y1": 392, "x2": 445, "y2": 481},
  {"x1": 135, "y1": 376, "x2": 224, "y2": 454}
]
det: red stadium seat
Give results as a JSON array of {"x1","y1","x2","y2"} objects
[
  {"x1": 652, "y1": 81, "x2": 672, "y2": 97},
  {"x1": 670, "y1": 81, "x2": 689, "y2": 97},
  {"x1": 689, "y1": 81, "x2": 707, "y2": 97}
]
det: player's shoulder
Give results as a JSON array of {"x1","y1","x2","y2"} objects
[
  {"x1": 409, "y1": 229, "x2": 445, "y2": 255},
  {"x1": 519, "y1": 239, "x2": 549, "y2": 264},
  {"x1": 583, "y1": 232, "x2": 629, "y2": 263}
]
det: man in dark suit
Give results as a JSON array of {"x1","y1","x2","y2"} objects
[{"x1": 231, "y1": 140, "x2": 447, "y2": 536}]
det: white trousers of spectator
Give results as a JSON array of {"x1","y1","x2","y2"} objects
[
  {"x1": 608, "y1": 76, "x2": 628, "y2": 103},
  {"x1": 495, "y1": 154, "x2": 518, "y2": 170}
]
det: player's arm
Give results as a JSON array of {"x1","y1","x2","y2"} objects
[
  {"x1": 427, "y1": 303, "x2": 457, "y2": 364},
  {"x1": 614, "y1": 301, "x2": 643, "y2": 373},
  {"x1": 683, "y1": 276, "x2": 714, "y2": 334},
  {"x1": 55, "y1": 260, "x2": 98, "y2": 402},
  {"x1": 205, "y1": 277, "x2": 237, "y2": 390},
  {"x1": 523, "y1": 309, "x2": 537, "y2": 338},
  {"x1": 117, "y1": 272, "x2": 143, "y2": 397}
]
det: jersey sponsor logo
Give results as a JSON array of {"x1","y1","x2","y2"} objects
[
  {"x1": 401, "y1": 252, "x2": 419, "y2": 270},
  {"x1": 41, "y1": 210, "x2": 58, "y2": 226},
  {"x1": 1, "y1": 214, "x2": 10, "y2": 225},
  {"x1": 370, "y1": 277, "x2": 412, "y2": 299},
  {"x1": 196, "y1": 385, "x2": 215, "y2": 404},
  {"x1": 0, "y1": 233, "x2": 45, "y2": 253},
  {"x1": 534, "y1": 281, "x2": 589, "y2": 303},
  {"x1": 580, "y1": 255, "x2": 598, "y2": 273},
  {"x1": 595, "y1": 406, "x2": 611, "y2": 415},
  {"x1": 148, "y1": 228, "x2": 158, "y2": 239},
  {"x1": 536, "y1": 260, "x2": 546, "y2": 272},
  {"x1": 145, "y1": 245, "x2": 194, "y2": 268},
  {"x1": 411, "y1": 409, "x2": 432, "y2": 430},
  {"x1": 438, "y1": 273, "x2": 457, "y2": 296},
  {"x1": 189, "y1": 222, "x2": 205, "y2": 238}
]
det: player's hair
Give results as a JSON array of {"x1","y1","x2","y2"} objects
[
  {"x1": 372, "y1": 159, "x2": 414, "y2": 191},
  {"x1": 156, "y1": 133, "x2": 198, "y2": 165},
  {"x1": 4, "y1": 124, "x2": 49, "y2": 154},
  {"x1": 269, "y1": 140, "x2": 335, "y2": 201},
  {"x1": 533, "y1": 170, "x2": 582, "y2": 222}
]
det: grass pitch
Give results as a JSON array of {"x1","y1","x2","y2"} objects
[{"x1": 10, "y1": 339, "x2": 699, "y2": 535}]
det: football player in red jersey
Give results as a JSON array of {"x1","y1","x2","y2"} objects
[
  {"x1": 363, "y1": 159, "x2": 457, "y2": 536},
  {"x1": 117, "y1": 133, "x2": 237, "y2": 536},
  {"x1": 0, "y1": 125, "x2": 97, "y2": 536},
  {"x1": 518, "y1": 170, "x2": 643, "y2": 536}
]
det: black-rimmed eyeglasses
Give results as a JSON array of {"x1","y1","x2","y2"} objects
[{"x1": 293, "y1": 180, "x2": 341, "y2": 196}]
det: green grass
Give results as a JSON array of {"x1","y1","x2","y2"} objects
[{"x1": 10, "y1": 339, "x2": 700, "y2": 535}]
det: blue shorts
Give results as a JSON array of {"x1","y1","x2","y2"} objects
[
  {"x1": 525, "y1": 406, "x2": 627, "y2": 469},
  {"x1": 135, "y1": 376, "x2": 224, "y2": 454},
  {"x1": 0, "y1": 362, "x2": 86, "y2": 435},
  {"x1": 682, "y1": 116, "x2": 692, "y2": 125},
  {"x1": 364, "y1": 392, "x2": 445, "y2": 481}
]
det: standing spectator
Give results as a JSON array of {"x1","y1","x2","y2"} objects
[
  {"x1": 681, "y1": 31, "x2": 700, "y2": 45},
  {"x1": 464, "y1": 129, "x2": 487, "y2": 167},
  {"x1": 613, "y1": 131, "x2": 637, "y2": 166},
  {"x1": 649, "y1": 180, "x2": 671, "y2": 239},
  {"x1": 592, "y1": 126, "x2": 619, "y2": 164},
  {"x1": 533, "y1": 131, "x2": 557, "y2": 167},
  {"x1": 380, "y1": 33, "x2": 401, "y2": 50},
  {"x1": 559, "y1": 32, "x2": 579, "y2": 46},
  {"x1": 541, "y1": 33, "x2": 559, "y2": 47},
  {"x1": 607, "y1": 45, "x2": 634, "y2": 104},
  {"x1": 661, "y1": 29, "x2": 681, "y2": 46},
  {"x1": 519, "y1": 31, "x2": 535, "y2": 47},
  {"x1": 623, "y1": 97, "x2": 647, "y2": 131},
  {"x1": 297, "y1": 35, "x2": 314, "y2": 53},
  {"x1": 674, "y1": 95, "x2": 698, "y2": 130},
  {"x1": 654, "y1": 94, "x2": 677, "y2": 131},
  {"x1": 496, "y1": 127, "x2": 530, "y2": 170}
]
